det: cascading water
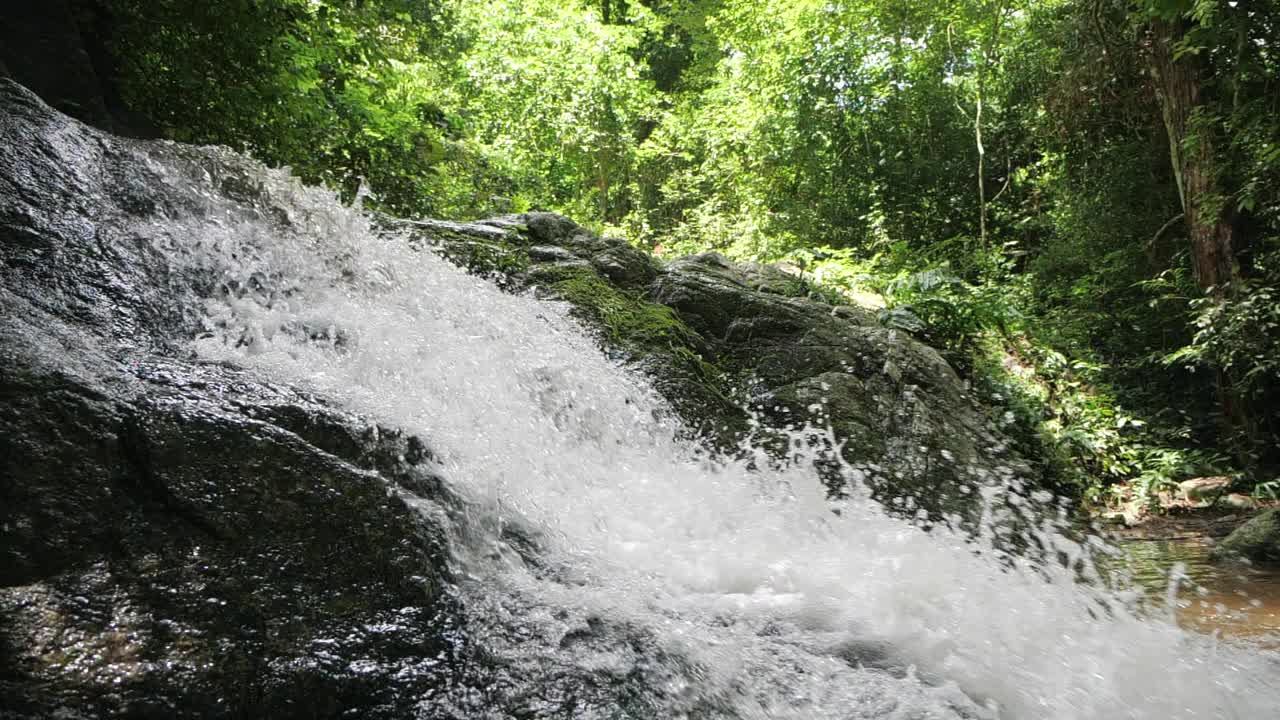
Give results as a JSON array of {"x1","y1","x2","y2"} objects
[
  {"x1": 149, "y1": 154, "x2": 1280, "y2": 719},
  {"x1": 2, "y1": 76, "x2": 1276, "y2": 717}
]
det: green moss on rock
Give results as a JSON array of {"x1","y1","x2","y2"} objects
[
  {"x1": 1211, "y1": 509, "x2": 1280, "y2": 564},
  {"x1": 528, "y1": 263, "x2": 737, "y2": 439},
  {"x1": 435, "y1": 238, "x2": 529, "y2": 276},
  {"x1": 539, "y1": 267, "x2": 693, "y2": 353}
]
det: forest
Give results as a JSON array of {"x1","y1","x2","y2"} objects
[
  {"x1": 22, "y1": 0, "x2": 1280, "y2": 511},
  {"x1": 9, "y1": 2, "x2": 1280, "y2": 714}
]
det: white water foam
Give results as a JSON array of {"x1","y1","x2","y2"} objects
[{"x1": 159, "y1": 153, "x2": 1279, "y2": 719}]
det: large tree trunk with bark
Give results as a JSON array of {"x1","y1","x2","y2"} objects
[
  {"x1": 1149, "y1": 17, "x2": 1250, "y2": 458},
  {"x1": 1149, "y1": 17, "x2": 1238, "y2": 294}
]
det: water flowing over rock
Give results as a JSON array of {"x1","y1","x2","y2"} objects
[
  {"x1": 392, "y1": 212, "x2": 1036, "y2": 521},
  {"x1": 3, "y1": 79, "x2": 1279, "y2": 719},
  {"x1": 0, "y1": 78, "x2": 478, "y2": 717}
]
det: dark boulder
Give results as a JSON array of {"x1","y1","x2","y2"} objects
[
  {"x1": 0, "y1": 78, "x2": 467, "y2": 718},
  {"x1": 650, "y1": 252, "x2": 1020, "y2": 511},
  {"x1": 0, "y1": 357, "x2": 466, "y2": 718},
  {"x1": 401, "y1": 214, "x2": 1038, "y2": 521},
  {"x1": 1210, "y1": 509, "x2": 1280, "y2": 564}
]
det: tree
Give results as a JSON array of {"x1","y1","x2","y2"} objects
[
  {"x1": 1144, "y1": 4, "x2": 1238, "y2": 295},
  {"x1": 105, "y1": 0, "x2": 467, "y2": 216},
  {"x1": 77, "y1": 0, "x2": 1280, "y2": 484}
]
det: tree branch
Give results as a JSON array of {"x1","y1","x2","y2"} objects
[{"x1": 1148, "y1": 213, "x2": 1185, "y2": 251}]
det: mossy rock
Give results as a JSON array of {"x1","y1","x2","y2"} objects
[
  {"x1": 390, "y1": 214, "x2": 743, "y2": 445},
  {"x1": 532, "y1": 265, "x2": 693, "y2": 351},
  {"x1": 1210, "y1": 509, "x2": 1280, "y2": 564},
  {"x1": 398, "y1": 213, "x2": 1040, "y2": 523}
]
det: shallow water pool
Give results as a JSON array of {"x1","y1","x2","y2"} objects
[{"x1": 1118, "y1": 536, "x2": 1280, "y2": 643}]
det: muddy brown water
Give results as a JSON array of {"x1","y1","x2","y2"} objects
[{"x1": 1114, "y1": 537, "x2": 1280, "y2": 644}]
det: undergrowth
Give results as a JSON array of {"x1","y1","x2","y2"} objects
[{"x1": 703, "y1": 237, "x2": 1250, "y2": 512}]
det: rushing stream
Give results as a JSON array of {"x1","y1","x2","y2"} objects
[
  {"x1": 3, "y1": 78, "x2": 1279, "y2": 718},
  {"x1": 157, "y1": 155, "x2": 1280, "y2": 718}
]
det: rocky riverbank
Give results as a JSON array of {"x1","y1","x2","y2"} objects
[
  {"x1": 0, "y1": 76, "x2": 1055, "y2": 716},
  {"x1": 388, "y1": 213, "x2": 1044, "y2": 522}
]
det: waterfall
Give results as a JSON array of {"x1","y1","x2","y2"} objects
[
  {"x1": 1, "y1": 77, "x2": 1276, "y2": 718},
  {"x1": 161, "y1": 152, "x2": 1279, "y2": 718}
]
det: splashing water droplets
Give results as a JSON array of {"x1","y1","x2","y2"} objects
[{"x1": 170, "y1": 159, "x2": 1278, "y2": 719}]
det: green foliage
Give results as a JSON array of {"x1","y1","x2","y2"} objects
[
  {"x1": 454, "y1": 0, "x2": 660, "y2": 224},
  {"x1": 876, "y1": 263, "x2": 1017, "y2": 355},
  {"x1": 967, "y1": 336, "x2": 1231, "y2": 508},
  {"x1": 98, "y1": 0, "x2": 1280, "y2": 503},
  {"x1": 1255, "y1": 479, "x2": 1280, "y2": 502},
  {"x1": 106, "y1": 0, "x2": 475, "y2": 216},
  {"x1": 1163, "y1": 246, "x2": 1280, "y2": 463},
  {"x1": 1178, "y1": 249, "x2": 1280, "y2": 397}
]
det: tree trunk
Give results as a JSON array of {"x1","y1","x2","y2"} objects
[
  {"x1": 1149, "y1": 17, "x2": 1238, "y2": 295},
  {"x1": 973, "y1": 0, "x2": 1008, "y2": 248},
  {"x1": 1149, "y1": 16, "x2": 1254, "y2": 462}
]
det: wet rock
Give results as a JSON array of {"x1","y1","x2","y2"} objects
[
  {"x1": 650, "y1": 252, "x2": 1021, "y2": 513},
  {"x1": 1179, "y1": 476, "x2": 1232, "y2": 502},
  {"x1": 0, "y1": 78, "x2": 513, "y2": 719},
  {"x1": 510, "y1": 213, "x2": 659, "y2": 289},
  {"x1": 528, "y1": 244, "x2": 577, "y2": 262},
  {"x1": 1210, "y1": 509, "x2": 1280, "y2": 564},
  {"x1": 1222, "y1": 493, "x2": 1258, "y2": 511},
  {"x1": 399, "y1": 213, "x2": 1037, "y2": 522},
  {"x1": 0, "y1": 359, "x2": 470, "y2": 718}
]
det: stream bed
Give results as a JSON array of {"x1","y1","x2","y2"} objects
[{"x1": 1117, "y1": 536, "x2": 1280, "y2": 643}]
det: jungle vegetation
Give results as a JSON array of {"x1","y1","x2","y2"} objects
[{"x1": 55, "y1": 0, "x2": 1280, "y2": 507}]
